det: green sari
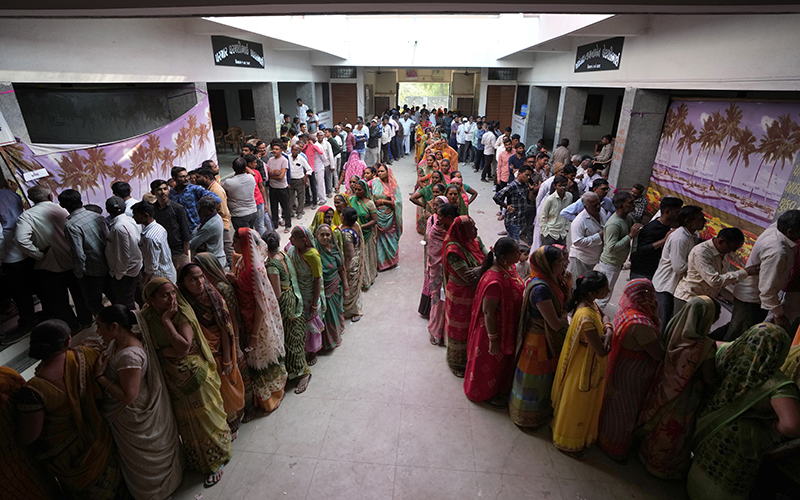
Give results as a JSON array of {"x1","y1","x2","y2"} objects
[
  {"x1": 315, "y1": 224, "x2": 345, "y2": 350},
  {"x1": 141, "y1": 277, "x2": 232, "y2": 475},
  {"x1": 688, "y1": 323, "x2": 796, "y2": 500},
  {"x1": 350, "y1": 181, "x2": 378, "y2": 290},
  {"x1": 266, "y1": 251, "x2": 310, "y2": 380}
]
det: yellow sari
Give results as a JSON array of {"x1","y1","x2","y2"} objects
[{"x1": 551, "y1": 304, "x2": 607, "y2": 452}]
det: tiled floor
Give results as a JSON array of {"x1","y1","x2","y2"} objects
[{"x1": 170, "y1": 152, "x2": 690, "y2": 500}]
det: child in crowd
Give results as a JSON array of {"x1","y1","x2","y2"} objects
[{"x1": 516, "y1": 244, "x2": 531, "y2": 279}]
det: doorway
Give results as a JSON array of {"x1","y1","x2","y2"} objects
[
  {"x1": 374, "y1": 96, "x2": 390, "y2": 116},
  {"x1": 208, "y1": 89, "x2": 228, "y2": 135},
  {"x1": 331, "y1": 83, "x2": 358, "y2": 124},
  {"x1": 397, "y1": 82, "x2": 451, "y2": 111},
  {"x1": 485, "y1": 85, "x2": 515, "y2": 130}
]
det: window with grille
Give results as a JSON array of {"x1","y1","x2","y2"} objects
[
  {"x1": 330, "y1": 67, "x2": 357, "y2": 79},
  {"x1": 488, "y1": 68, "x2": 518, "y2": 81}
]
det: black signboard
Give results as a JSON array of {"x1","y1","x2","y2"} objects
[
  {"x1": 211, "y1": 36, "x2": 265, "y2": 69},
  {"x1": 575, "y1": 37, "x2": 624, "y2": 73}
]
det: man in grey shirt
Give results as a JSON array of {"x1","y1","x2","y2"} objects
[
  {"x1": 190, "y1": 196, "x2": 227, "y2": 269},
  {"x1": 223, "y1": 157, "x2": 258, "y2": 231}
]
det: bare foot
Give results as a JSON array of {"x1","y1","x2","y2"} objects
[{"x1": 295, "y1": 374, "x2": 312, "y2": 394}]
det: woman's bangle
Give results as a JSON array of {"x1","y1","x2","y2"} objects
[
  {"x1": 222, "y1": 360, "x2": 232, "y2": 366},
  {"x1": 603, "y1": 323, "x2": 613, "y2": 330}
]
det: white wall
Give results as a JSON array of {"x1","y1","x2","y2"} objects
[
  {"x1": 524, "y1": 14, "x2": 800, "y2": 91},
  {"x1": 278, "y1": 83, "x2": 300, "y2": 118},
  {"x1": 581, "y1": 88, "x2": 623, "y2": 142},
  {"x1": 208, "y1": 83, "x2": 258, "y2": 132},
  {"x1": 0, "y1": 18, "x2": 324, "y2": 84}
]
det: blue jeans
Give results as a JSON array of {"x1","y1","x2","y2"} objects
[
  {"x1": 506, "y1": 223, "x2": 520, "y2": 242},
  {"x1": 255, "y1": 203, "x2": 266, "y2": 235}
]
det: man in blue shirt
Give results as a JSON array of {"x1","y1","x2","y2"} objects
[
  {"x1": 559, "y1": 178, "x2": 614, "y2": 223},
  {"x1": 169, "y1": 166, "x2": 221, "y2": 231}
]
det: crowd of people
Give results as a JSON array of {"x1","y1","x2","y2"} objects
[{"x1": 1, "y1": 102, "x2": 799, "y2": 500}]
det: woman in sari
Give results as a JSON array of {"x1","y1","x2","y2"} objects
[
  {"x1": 230, "y1": 228, "x2": 288, "y2": 416},
  {"x1": 551, "y1": 271, "x2": 612, "y2": 459},
  {"x1": 414, "y1": 125, "x2": 428, "y2": 163},
  {"x1": 464, "y1": 237, "x2": 525, "y2": 408},
  {"x1": 418, "y1": 194, "x2": 447, "y2": 319},
  {"x1": 372, "y1": 163, "x2": 403, "y2": 271},
  {"x1": 337, "y1": 151, "x2": 366, "y2": 193},
  {"x1": 310, "y1": 205, "x2": 343, "y2": 253},
  {"x1": 1, "y1": 366, "x2": 59, "y2": 500},
  {"x1": 427, "y1": 198, "x2": 455, "y2": 346},
  {"x1": 417, "y1": 152, "x2": 437, "y2": 189},
  {"x1": 177, "y1": 264, "x2": 246, "y2": 433},
  {"x1": 315, "y1": 223, "x2": 348, "y2": 348},
  {"x1": 263, "y1": 231, "x2": 312, "y2": 394},
  {"x1": 688, "y1": 323, "x2": 800, "y2": 500},
  {"x1": 350, "y1": 177, "x2": 378, "y2": 290},
  {"x1": 443, "y1": 215, "x2": 487, "y2": 377},
  {"x1": 509, "y1": 245, "x2": 571, "y2": 429},
  {"x1": 333, "y1": 193, "x2": 351, "y2": 227},
  {"x1": 287, "y1": 225, "x2": 326, "y2": 365},
  {"x1": 637, "y1": 296, "x2": 719, "y2": 479},
  {"x1": 340, "y1": 207, "x2": 364, "y2": 321},
  {"x1": 363, "y1": 165, "x2": 377, "y2": 185},
  {"x1": 410, "y1": 170, "x2": 446, "y2": 235},
  {"x1": 140, "y1": 278, "x2": 232, "y2": 486},
  {"x1": 446, "y1": 184, "x2": 469, "y2": 216},
  {"x1": 598, "y1": 279, "x2": 664, "y2": 462},
  {"x1": 94, "y1": 305, "x2": 183, "y2": 500},
  {"x1": 17, "y1": 320, "x2": 126, "y2": 500},
  {"x1": 449, "y1": 172, "x2": 478, "y2": 206}
]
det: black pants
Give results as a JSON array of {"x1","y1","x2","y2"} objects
[
  {"x1": 110, "y1": 274, "x2": 140, "y2": 311},
  {"x1": 481, "y1": 155, "x2": 493, "y2": 181},
  {"x1": 474, "y1": 152, "x2": 484, "y2": 173},
  {"x1": 655, "y1": 291, "x2": 674, "y2": 337},
  {"x1": 36, "y1": 269, "x2": 92, "y2": 330},
  {"x1": 231, "y1": 212, "x2": 258, "y2": 231},
  {"x1": 724, "y1": 298, "x2": 769, "y2": 341},
  {"x1": 541, "y1": 234, "x2": 566, "y2": 246},
  {"x1": 307, "y1": 174, "x2": 318, "y2": 205},
  {"x1": 381, "y1": 143, "x2": 392, "y2": 163},
  {"x1": 270, "y1": 187, "x2": 291, "y2": 228},
  {"x1": 391, "y1": 136, "x2": 400, "y2": 159},
  {"x1": 79, "y1": 274, "x2": 114, "y2": 316},
  {"x1": 2, "y1": 258, "x2": 37, "y2": 327}
]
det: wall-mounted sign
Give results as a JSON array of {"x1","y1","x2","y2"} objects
[
  {"x1": 211, "y1": 36, "x2": 265, "y2": 69},
  {"x1": 575, "y1": 37, "x2": 624, "y2": 73},
  {"x1": 0, "y1": 111, "x2": 15, "y2": 146}
]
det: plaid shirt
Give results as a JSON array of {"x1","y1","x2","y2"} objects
[
  {"x1": 65, "y1": 207, "x2": 109, "y2": 278},
  {"x1": 493, "y1": 180, "x2": 531, "y2": 226},
  {"x1": 168, "y1": 184, "x2": 221, "y2": 231}
]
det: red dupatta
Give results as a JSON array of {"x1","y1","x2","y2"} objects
[
  {"x1": 442, "y1": 216, "x2": 483, "y2": 282},
  {"x1": 607, "y1": 279, "x2": 659, "y2": 384},
  {"x1": 469, "y1": 268, "x2": 525, "y2": 354}
]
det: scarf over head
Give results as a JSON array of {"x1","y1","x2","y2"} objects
[
  {"x1": 443, "y1": 216, "x2": 483, "y2": 284},
  {"x1": 607, "y1": 279, "x2": 659, "y2": 384}
]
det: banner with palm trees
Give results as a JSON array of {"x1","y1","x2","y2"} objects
[
  {"x1": 649, "y1": 99, "x2": 800, "y2": 265},
  {"x1": 1, "y1": 97, "x2": 216, "y2": 208}
]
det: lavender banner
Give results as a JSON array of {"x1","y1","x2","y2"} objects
[{"x1": 4, "y1": 97, "x2": 216, "y2": 209}]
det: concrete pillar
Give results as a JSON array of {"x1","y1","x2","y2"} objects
[
  {"x1": 0, "y1": 83, "x2": 31, "y2": 145},
  {"x1": 356, "y1": 67, "x2": 366, "y2": 118},
  {"x1": 252, "y1": 82, "x2": 279, "y2": 145},
  {"x1": 167, "y1": 82, "x2": 207, "y2": 119},
  {"x1": 296, "y1": 82, "x2": 315, "y2": 113},
  {"x1": 552, "y1": 86, "x2": 587, "y2": 156},
  {"x1": 609, "y1": 88, "x2": 670, "y2": 190},
  {"x1": 477, "y1": 68, "x2": 489, "y2": 116},
  {"x1": 523, "y1": 86, "x2": 548, "y2": 147}
]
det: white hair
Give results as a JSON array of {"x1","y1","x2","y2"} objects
[
  {"x1": 571, "y1": 154, "x2": 582, "y2": 162},
  {"x1": 581, "y1": 191, "x2": 599, "y2": 205}
]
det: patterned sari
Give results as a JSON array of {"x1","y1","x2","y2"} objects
[
  {"x1": 551, "y1": 304, "x2": 607, "y2": 452},
  {"x1": 443, "y1": 216, "x2": 485, "y2": 377},
  {"x1": 341, "y1": 151, "x2": 366, "y2": 193},
  {"x1": 636, "y1": 296, "x2": 717, "y2": 478},
  {"x1": 688, "y1": 323, "x2": 796, "y2": 500},
  {"x1": 426, "y1": 210, "x2": 448, "y2": 343},
  {"x1": 178, "y1": 263, "x2": 246, "y2": 431},
  {"x1": 288, "y1": 226, "x2": 327, "y2": 353},
  {"x1": 315, "y1": 224, "x2": 345, "y2": 350},
  {"x1": 463, "y1": 267, "x2": 525, "y2": 402},
  {"x1": 598, "y1": 279, "x2": 661, "y2": 460},
  {"x1": 231, "y1": 228, "x2": 288, "y2": 412},
  {"x1": 350, "y1": 180, "x2": 378, "y2": 290},
  {"x1": 509, "y1": 246, "x2": 570, "y2": 428},
  {"x1": 16, "y1": 347, "x2": 124, "y2": 500},
  {"x1": 415, "y1": 173, "x2": 444, "y2": 235},
  {"x1": 310, "y1": 205, "x2": 343, "y2": 253},
  {"x1": 371, "y1": 169, "x2": 403, "y2": 271},
  {"x1": 341, "y1": 225, "x2": 364, "y2": 318},
  {"x1": 266, "y1": 251, "x2": 311, "y2": 380},
  {"x1": 141, "y1": 277, "x2": 232, "y2": 475}
]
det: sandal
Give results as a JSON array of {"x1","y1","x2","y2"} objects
[
  {"x1": 204, "y1": 464, "x2": 225, "y2": 488},
  {"x1": 306, "y1": 353, "x2": 318, "y2": 366},
  {"x1": 284, "y1": 227, "x2": 291, "y2": 234},
  {"x1": 430, "y1": 334, "x2": 439, "y2": 346},
  {"x1": 294, "y1": 374, "x2": 312, "y2": 394},
  {"x1": 351, "y1": 315, "x2": 362, "y2": 322},
  {"x1": 558, "y1": 448, "x2": 587, "y2": 461}
]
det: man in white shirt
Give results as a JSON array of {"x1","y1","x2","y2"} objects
[
  {"x1": 111, "y1": 181, "x2": 140, "y2": 217},
  {"x1": 305, "y1": 133, "x2": 327, "y2": 206},
  {"x1": 400, "y1": 113, "x2": 415, "y2": 156},
  {"x1": 579, "y1": 162, "x2": 601, "y2": 193},
  {"x1": 464, "y1": 116, "x2": 477, "y2": 164},
  {"x1": 132, "y1": 201, "x2": 177, "y2": 284},
  {"x1": 652, "y1": 206, "x2": 705, "y2": 334},
  {"x1": 0, "y1": 184, "x2": 37, "y2": 337},
  {"x1": 727, "y1": 210, "x2": 800, "y2": 339},
  {"x1": 568, "y1": 192, "x2": 605, "y2": 279},
  {"x1": 288, "y1": 143, "x2": 312, "y2": 217},
  {"x1": 560, "y1": 178, "x2": 614, "y2": 224},
  {"x1": 223, "y1": 157, "x2": 258, "y2": 231},
  {"x1": 17, "y1": 185, "x2": 93, "y2": 331},
  {"x1": 480, "y1": 124, "x2": 497, "y2": 183},
  {"x1": 266, "y1": 140, "x2": 292, "y2": 231},
  {"x1": 296, "y1": 98, "x2": 309, "y2": 124},
  {"x1": 380, "y1": 116, "x2": 392, "y2": 164},
  {"x1": 316, "y1": 130, "x2": 335, "y2": 198},
  {"x1": 456, "y1": 117, "x2": 468, "y2": 164},
  {"x1": 105, "y1": 196, "x2": 143, "y2": 311}
]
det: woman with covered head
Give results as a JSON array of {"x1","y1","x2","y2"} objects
[
  {"x1": 410, "y1": 169, "x2": 446, "y2": 235},
  {"x1": 597, "y1": 279, "x2": 664, "y2": 462},
  {"x1": 310, "y1": 204, "x2": 343, "y2": 253},
  {"x1": 315, "y1": 223, "x2": 348, "y2": 348},
  {"x1": 371, "y1": 163, "x2": 403, "y2": 271},
  {"x1": 463, "y1": 237, "x2": 525, "y2": 409},
  {"x1": 287, "y1": 225, "x2": 326, "y2": 366},
  {"x1": 93, "y1": 305, "x2": 182, "y2": 499},
  {"x1": 176, "y1": 263, "x2": 246, "y2": 433},
  {"x1": 427, "y1": 200, "x2": 458, "y2": 346},
  {"x1": 16, "y1": 319, "x2": 126, "y2": 499},
  {"x1": 340, "y1": 207, "x2": 365, "y2": 321},
  {"x1": 637, "y1": 296, "x2": 720, "y2": 479},
  {"x1": 349, "y1": 177, "x2": 378, "y2": 290},
  {"x1": 337, "y1": 151, "x2": 366, "y2": 193},
  {"x1": 509, "y1": 245, "x2": 572, "y2": 429},
  {"x1": 140, "y1": 278, "x2": 232, "y2": 487},
  {"x1": 688, "y1": 323, "x2": 800, "y2": 500},
  {"x1": 443, "y1": 215, "x2": 487, "y2": 377},
  {"x1": 229, "y1": 228, "x2": 288, "y2": 417}
]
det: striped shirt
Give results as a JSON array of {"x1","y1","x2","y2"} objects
[
  {"x1": 65, "y1": 207, "x2": 109, "y2": 278},
  {"x1": 140, "y1": 220, "x2": 177, "y2": 283}
]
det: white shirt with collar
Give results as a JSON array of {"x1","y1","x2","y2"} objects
[
  {"x1": 106, "y1": 214, "x2": 143, "y2": 279},
  {"x1": 400, "y1": 117, "x2": 414, "y2": 136},
  {"x1": 652, "y1": 226, "x2": 700, "y2": 294},
  {"x1": 296, "y1": 103, "x2": 309, "y2": 122},
  {"x1": 734, "y1": 223, "x2": 797, "y2": 315},
  {"x1": 570, "y1": 210, "x2": 605, "y2": 266},
  {"x1": 317, "y1": 138, "x2": 335, "y2": 170},
  {"x1": 289, "y1": 153, "x2": 312, "y2": 179},
  {"x1": 140, "y1": 220, "x2": 176, "y2": 283},
  {"x1": 465, "y1": 122, "x2": 476, "y2": 141},
  {"x1": 15, "y1": 200, "x2": 73, "y2": 273},
  {"x1": 456, "y1": 123, "x2": 467, "y2": 144}
]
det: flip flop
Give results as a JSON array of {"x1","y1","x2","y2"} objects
[{"x1": 204, "y1": 464, "x2": 225, "y2": 488}]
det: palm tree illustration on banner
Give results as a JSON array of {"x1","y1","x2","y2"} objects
[
  {"x1": 108, "y1": 162, "x2": 133, "y2": 185},
  {"x1": 727, "y1": 126, "x2": 757, "y2": 190},
  {"x1": 713, "y1": 103, "x2": 743, "y2": 184},
  {"x1": 763, "y1": 114, "x2": 800, "y2": 201},
  {"x1": 752, "y1": 119, "x2": 780, "y2": 195},
  {"x1": 160, "y1": 147, "x2": 176, "y2": 177},
  {"x1": 57, "y1": 151, "x2": 100, "y2": 196},
  {"x1": 174, "y1": 126, "x2": 192, "y2": 168},
  {"x1": 693, "y1": 111, "x2": 723, "y2": 183},
  {"x1": 145, "y1": 133, "x2": 165, "y2": 177},
  {"x1": 129, "y1": 145, "x2": 153, "y2": 198},
  {"x1": 676, "y1": 121, "x2": 697, "y2": 172},
  {"x1": 84, "y1": 148, "x2": 112, "y2": 199},
  {"x1": 670, "y1": 103, "x2": 690, "y2": 167}
]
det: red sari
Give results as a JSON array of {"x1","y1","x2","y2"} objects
[{"x1": 463, "y1": 268, "x2": 525, "y2": 402}]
